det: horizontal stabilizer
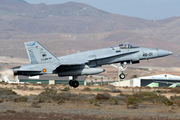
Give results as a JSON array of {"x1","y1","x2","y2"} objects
[{"x1": 13, "y1": 69, "x2": 42, "y2": 76}]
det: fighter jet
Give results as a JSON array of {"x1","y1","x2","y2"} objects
[{"x1": 13, "y1": 41, "x2": 172, "y2": 88}]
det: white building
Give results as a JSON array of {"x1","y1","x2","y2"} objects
[{"x1": 110, "y1": 74, "x2": 180, "y2": 87}]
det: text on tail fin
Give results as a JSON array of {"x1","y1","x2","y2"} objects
[{"x1": 24, "y1": 41, "x2": 59, "y2": 64}]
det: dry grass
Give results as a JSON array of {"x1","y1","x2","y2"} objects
[
  {"x1": 170, "y1": 87, "x2": 180, "y2": 93},
  {"x1": 0, "y1": 85, "x2": 180, "y2": 119}
]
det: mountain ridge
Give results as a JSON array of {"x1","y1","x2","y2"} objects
[{"x1": 0, "y1": 1, "x2": 179, "y2": 67}]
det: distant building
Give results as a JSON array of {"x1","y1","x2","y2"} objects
[
  {"x1": 18, "y1": 75, "x2": 86, "y2": 85},
  {"x1": 110, "y1": 74, "x2": 180, "y2": 87},
  {"x1": 131, "y1": 74, "x2": 180, "y2": 87}
]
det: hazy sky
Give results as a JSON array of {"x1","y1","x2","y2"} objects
[{"x1": 24, "y1": 0, "x2": 180, "y2": 20}]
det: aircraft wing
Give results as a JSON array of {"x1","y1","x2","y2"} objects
[{"x1": 53, "y1": 59, "x2": 89, "y2": 74}]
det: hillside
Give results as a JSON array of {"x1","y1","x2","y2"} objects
[
  {"x1": 0, "y1": 1, "x2": 161, "y2": 34},
  {"x1": 0, "y1": 1, "x2": 179, "y2": 67}
]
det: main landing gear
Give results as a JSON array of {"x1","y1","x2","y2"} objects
[{"x1": 69, "y1": 76, "x2": 79, "y2": 88}]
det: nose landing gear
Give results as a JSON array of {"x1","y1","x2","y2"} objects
[
  {"x1": 111, "y1": 63, "x2": 127, "y2": 79},
  {"x1": 119, "y1": 72, "x2": 125, "y2": 79}
]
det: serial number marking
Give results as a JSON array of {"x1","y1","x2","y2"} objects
[{"x1": 143, "y1": 52, "x2": 153, "y2": 57}]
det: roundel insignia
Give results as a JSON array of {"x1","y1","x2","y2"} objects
[{"x1": 42, "y1": 69, "x2": 47, "y2": 73}]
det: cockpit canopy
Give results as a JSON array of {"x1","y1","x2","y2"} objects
[{"x1": 111, "y1": 43, "x2": 139, "y2": 49}]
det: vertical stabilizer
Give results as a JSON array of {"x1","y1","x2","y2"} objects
[
  {"x1": 169, "y1": 83, "x2": 178, "y2": 88},
  {"x1": 24, "y1": 41, "x2": 59, "y2": 64},
  {"x1": 147, "y1": 82, "x2": 159, "y2": 87}
]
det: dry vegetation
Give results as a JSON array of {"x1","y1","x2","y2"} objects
[{"x1": 0, "y1": 83, "x2": 180, "y2": 119}]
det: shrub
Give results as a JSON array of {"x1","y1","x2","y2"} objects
[
  {"x1": 0, "y1": 99, "x2": 3, "y2": 103},
  {"x1": 140, "y1": 92, "x2": 161, "y2": 102},
  {"x1": 36, "y1": 88, "x2": 57, "y2": 102},
  {"x1": 156, "y1": 90, "x2": 161, "y2": 93},
  {"x1": 164, "y1": 100, "x2": 173, "y2": 106},
  {"x1": 112, "y1": 96, "x2": 126, "y2": 101},
  {"x1": 36, "y1": 96, "x2": 45, "y2": 103},
  {"x1": 170, "y1": 87, "x2": 180, "y2": 93},
  {"x1": 82, "y1": 87, "x2": 91, "y2": 91},
  {"x1": 50, "y1": 85, "x2": 56, "y2": 89},
  {"x1": 6, "y1": 95, "x2": 19, "y2": 101},
  {"x1": 170, "y1": 96, "x2": 180, "y2": 106},
  {"x1": 37, "y1": 90, "x2": 86, "y2": 102},
  {"x1": 94, "y1": 101, "x2": 100, "y2": 106},
  {"x1": 89, "y1": 100, "x2": 100, "y2": 106},
  {"x1": 132, "y1": 92, "x2": 171, "y2": 105},
  {"x1": 29, "y1": 87, "x2": 34, "y2": 90},
  {"x1": 92, "y1": 88, "x2": 102, "y2": 91},
  {"x1": 16, "y1": 85, "x2": 23, "y2": 89},
  {"x1": 6, "y1": 110, "x2": 16, "y2": 113},
  {"x1": 70, "y1": 93, "x2": 95, "y2": 101},
  {"x1": 174, "y1": 99, "x2": 180, "y2": 106},
  {"x1": 0, "y1": 88, "x2": 17, "y2": 95},
  {"x1": 23, "y1": 86, "x2": 28, "y2": 90},
  {"x1": 0, "y1": 88, "x2": 19, "y2": 101},
  {"x1": 60, "y1": 92, "x2": 73, "y2": 100},
  {"x1": 58, "y1": 99, "x2": 65, "y2": 105},
  {"x1": 25, "y1": 95, "x2": 36, "y2": 101},
  {"x1": 126, "y1": 96, "x2": 141, "y2": 106},
  {"x1": 96, "y1": 93, "x2": 111, "y2": 100},
  {"x1": 104, "y1": 85, "x2": 115, "y2": 90},
  {"x1": 14, "y1": 96, "x2": 28, "y2": 102},
  {"x1": 61, "y1": 83, "x2": 66, "y2": 87},
  {"x1": 130, "y1": 75, "x2": 137, "y2": 79},
  {"x1": 62, "y1": 87, "x2": 70, "y2": 91},
  {"x1": 111, "y1": 89, "x2": 122, "y2": 93},
  {"x1": 108, "y1": 98, "x2": 119, "y2": 105},
  {"x1": 141, "y1": 91, "x2": 157, "y2": 96},
  {"x1": 31, "y1": 101, "x2": 41, "y2": 108}
]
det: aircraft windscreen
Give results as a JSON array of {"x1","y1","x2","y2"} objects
[
  {"x1": 110, "y1": 43, "x2": 139, "y2": 49},
  {"x1": 129, "y1": 44, "x2": 139, "y2": 48},
  {"x1": 119, "y1": 43, "x2": 138, "y2": 49}
]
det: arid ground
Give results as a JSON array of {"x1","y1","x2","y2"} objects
[{"x1": 0, "y1": 83, "x2": 180, "y2": 120}]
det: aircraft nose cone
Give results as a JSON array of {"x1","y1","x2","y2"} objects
[{"x1": 157, "y1": 49, "x2": 173, "y2": 57}]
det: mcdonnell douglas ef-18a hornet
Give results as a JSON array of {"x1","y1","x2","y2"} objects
[{"x1": 13, "y1": 41, "x2": 172, "y2": 88}]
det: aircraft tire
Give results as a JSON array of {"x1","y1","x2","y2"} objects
[
  {"x1": 119, "y1": 73, "x2": 125, "y2": 79},
  {"x1": 69, "y1": 80, "x2": 73, "y2": 86},
  {"x1": 72, "y1": 80, "x2": 79, "y2": 88}
]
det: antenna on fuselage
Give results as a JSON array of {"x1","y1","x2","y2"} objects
[{"x1": 67, "y1": 49, "x2": 69, "y2": 55}]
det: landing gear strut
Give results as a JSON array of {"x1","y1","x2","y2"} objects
[
  {"x1": 69, "y1": 76, "x2": 79, "y2": 88},
  {"x1": 110, "y1": 63, "x2": 127, "y2": 79},
  {"x1": 119, "y1": 64, "x2": 127, "y2": 79}
]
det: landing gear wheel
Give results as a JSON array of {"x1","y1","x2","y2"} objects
[
  {"x1": 72, "y1": 80, "x2": 79, "y2": 88},
  {"x1": 119, "y1": 73, "x2": 125, "y2": 79},
  {"x1": 69, "y1": 80, "x2": 73, "y2": 86}
]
